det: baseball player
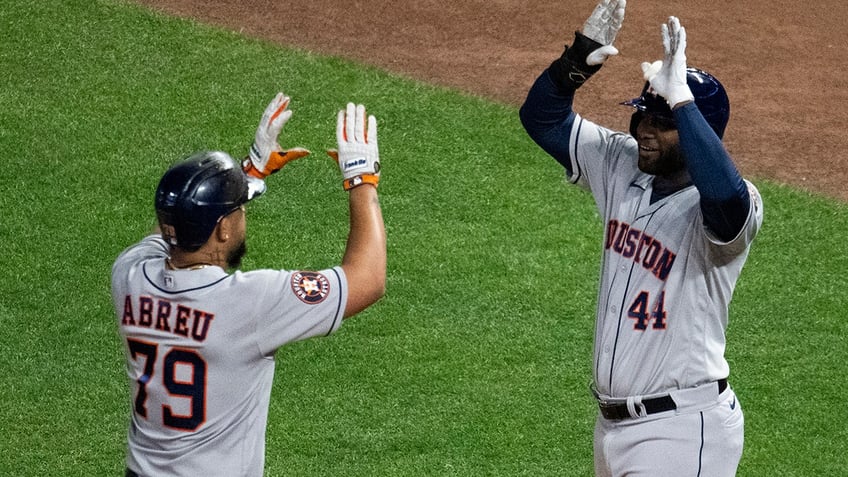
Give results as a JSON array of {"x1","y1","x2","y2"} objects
[
  {"x1": 519, "y1": 1, "x2": 763, "y2": 475},
  {"x1": 111, "y1": 95, "x2": 386, "y2": 476}
]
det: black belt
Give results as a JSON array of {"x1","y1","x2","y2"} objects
[
  {"x1": 126, "y1": 470, "x2": 140, "y2": 477},
  {"x1": 598, "y1": 379, "x2": 727, "y2": 420}
]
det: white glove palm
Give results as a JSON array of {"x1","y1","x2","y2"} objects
[
  {"x1": 582, "y1": 0, "x2": 626, "y2": 65},
  {"x1": 640, "y1": 17, "x2": 695, "y2": 109},
  {"x1": 328, "y1": 103, "x2": 380, "y2": 191},
  {"x1": 244, "y1": 92, "x2": 310, "y2": 179}
]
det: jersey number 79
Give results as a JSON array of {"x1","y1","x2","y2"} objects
[{"x1": 127, "y1": 338, "x2": 207, "y2": 431}]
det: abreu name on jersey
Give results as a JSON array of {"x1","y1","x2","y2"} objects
[{"x1": 121, "y1": 295, "x2": 214, "y2": 343}]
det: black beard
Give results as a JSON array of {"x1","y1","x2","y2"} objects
[
  {"x1": 638, "y1": 142, "x2": 686, "y2": 176},
  {"x1": 226, "y1": 241, "x2": 247, "y2": 269}
]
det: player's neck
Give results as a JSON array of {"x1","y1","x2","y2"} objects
[
  {"x1": 651, "y1": 170, "x2": 692, "y2": 203},
  {"x1": 167, "y1": 247, "x2": 226, "y2": 270}
]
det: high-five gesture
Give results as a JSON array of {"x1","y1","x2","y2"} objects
[
  {"x1": 328, "y1": 103, "x2": 381, "y2": 191},
  {"x1": 582, "y1": 0, "x2": 626, "y2": 65},
  {"x1": 244, "y1": 92, "x2": 311, "y2": 179},
  {"x1": 641, "y1": 16, "x2": 695, "y2": 109},
  {"x1": 548, "y1": 0, "x2": 626, "y2": 90}
]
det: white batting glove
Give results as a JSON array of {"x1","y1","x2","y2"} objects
[
  {"x1": 582, "y1": 0, "x2": 626, "y2": 65},
  {"x1": 327, "y1": 103, "x2": 380, "y2": 191},
  {"x1": 243, "y1": 92, "x2": 310, "y2": 179},
  {"x1": 640, "y1": 16, "x2": 695, "y2": 109}
]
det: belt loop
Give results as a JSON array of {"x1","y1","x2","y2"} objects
[{"x1": 626, "y1": 396, "x2": 647, "y2": 418}]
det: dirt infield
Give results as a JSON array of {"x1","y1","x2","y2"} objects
[{"x1": 134, "y1": 0, "x2": 848, "y2": 202}]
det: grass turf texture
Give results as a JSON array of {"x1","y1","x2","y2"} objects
[{"x1": 1, "y1": 0, "x2": 846, "y2": 475}]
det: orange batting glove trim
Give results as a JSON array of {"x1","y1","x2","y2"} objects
[
  {"x1": 343, "y1": 174, "x2": 380, "y2": 191},
  {"x1": 243, "y1": 148, "x2": 310, "y2": 179}
]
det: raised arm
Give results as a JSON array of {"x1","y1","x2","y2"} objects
[
  {"x1": 329, "y1": 103, "x2": 387, "y2": 318},
  {"x1": 519, "y1": 0, "x2": 626, "y2": 173},
  {"x1": 642, "y1": 17, "x2": 750, "y2": 241}
]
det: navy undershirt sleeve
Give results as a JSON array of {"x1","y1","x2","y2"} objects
[
  {"x1": 673, "y1": 103, "x2": 751, "y2": 242},
  {"x1": 519, "y1": 69, "x2": 577, "y2": 175}
]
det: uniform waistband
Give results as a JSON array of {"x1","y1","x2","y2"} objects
[{"x1": 596, "y1": 379, "x2": 728, "y2": 420}]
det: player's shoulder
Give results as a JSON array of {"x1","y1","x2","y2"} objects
[
  {"x1": 227, "y1": 267, "x2": 345, "y2": 317},
  {"x1": 569, "y1": 116, "x2": 637, "y2": 185},
  {"x1": 705, "y1": 180, "x2": 764, "y2": 250},
  {"x1": 113, "y1": 235, "x2": 168, "y2": 270},
  {"x1": 231, "y1": 267, "x2": 344, "y2": 289}
]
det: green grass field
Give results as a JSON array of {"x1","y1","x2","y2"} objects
[{"x1": 1, "y1": 0, "x2": 846, "y2": 475}]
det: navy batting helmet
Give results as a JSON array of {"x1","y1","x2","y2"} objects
[
  {"x1": 621, "y1": 67, "x2": 730, "y2": 139},
  {"x1": 155, "y1": 151, "x2": 261, "y2": 251}
]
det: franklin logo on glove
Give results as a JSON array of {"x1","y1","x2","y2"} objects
[{"x1": 343, "y1": 157, "x2": 368, "y2": 172}]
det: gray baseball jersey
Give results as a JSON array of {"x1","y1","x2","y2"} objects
[
  {"x1": 111, "y1": 235, "x2": 347, "y2": 476},
  {"x1": 566, "y1": 115, "x2": 763, "y2": 399}
]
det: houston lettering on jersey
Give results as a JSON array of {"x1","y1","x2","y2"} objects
[
  {"x1": 605, "y1": 219, "x2": 677, "y2": 281},
  {"x1": 121, "y1": 295, "x2": 214, "y2": 342}
]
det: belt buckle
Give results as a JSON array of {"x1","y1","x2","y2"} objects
[
  {"x1": 597, "y1": 397, "x2": 627, "y2": 420},
  {"x1": 596, "y1": 396, "x2": 617, "y2": 410}
]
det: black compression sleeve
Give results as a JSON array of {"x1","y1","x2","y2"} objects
[{"x1": 548, "y1": 32, "x2": 605, "y2": 92}]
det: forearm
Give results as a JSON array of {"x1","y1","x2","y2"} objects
[
  {"x1": 520, "y1": 28, "x2": 613, "y2": 173},
  {"x1": 674, "y1": 103, "x2": 750, "y2": 240},
  {"x1": 341, "y1": 185, "x2": 386, "y2": 317},
  {"x1": 519, "y1": 69, "x2": 578, "y2": 172}
]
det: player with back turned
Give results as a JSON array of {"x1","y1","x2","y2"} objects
[
  {"x1": 111, "y1": 94, "x2": 386, "y2": 476},
  {"x1": 519, "y1": 1, "x2": 763, "y2": 475}
]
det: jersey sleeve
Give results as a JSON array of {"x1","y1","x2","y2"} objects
[
  {"x1": 705, "y1": 180, "x2": 764, "y2": 254},
  {"x1": 242, "y1": 266, "x2": 348, "y2": 356},
  {"x1": 568, "y1": 115, "x2": 641, "y2": 211}
]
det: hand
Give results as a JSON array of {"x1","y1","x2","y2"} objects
[
  {"x1": 582, "y1": 0, "x2": 626, "y2": 65},
  {"x1": 550, "y1": 0, "x2": 626, "y2": 90},
  {"x1": 243, "y1": 92, "x2": 310, "y2": 179},
  {"x1": 327, "y1": 103, "x2": 380, "y2": 191},
  {"x1": 640, "y1": 16, "x2": 694, "y2": 109}
]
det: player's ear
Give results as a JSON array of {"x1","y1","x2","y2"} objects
[
  {"x1": 215, "y1": 206, "x2": 245, "y2": 243},
  {"x1": 215, "y1": 214, "x2": 234, "y2": 243}
]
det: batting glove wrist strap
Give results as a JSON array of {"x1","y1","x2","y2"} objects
[
  {"x1": 243, "y1": 151, "x2": 267, "y2": 178},
  {"x1": 343, "y1": 174, "x2": 380, "y2": 191},
  {"x1": 549, "y1": 32, "x2": 606, "y2": 91},
  {"x1": 244, "y1": 149, "x2": 309, "y2": 179}
]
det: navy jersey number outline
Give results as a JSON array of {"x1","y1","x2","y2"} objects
[{"x1": 127, "y1": 338, "x2": 207, "y2": 431}]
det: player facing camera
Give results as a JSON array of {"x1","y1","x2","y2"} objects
[
  {"x1": 621, "y1": 67, "x2": 731, "y2": 139},
  {"x1": 519, "y1": 1, "x2": 762, "y2": 475}
]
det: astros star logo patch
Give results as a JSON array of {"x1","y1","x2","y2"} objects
[{"x1": 291, "y1": 271, "x2": 330, "y2": 304}]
